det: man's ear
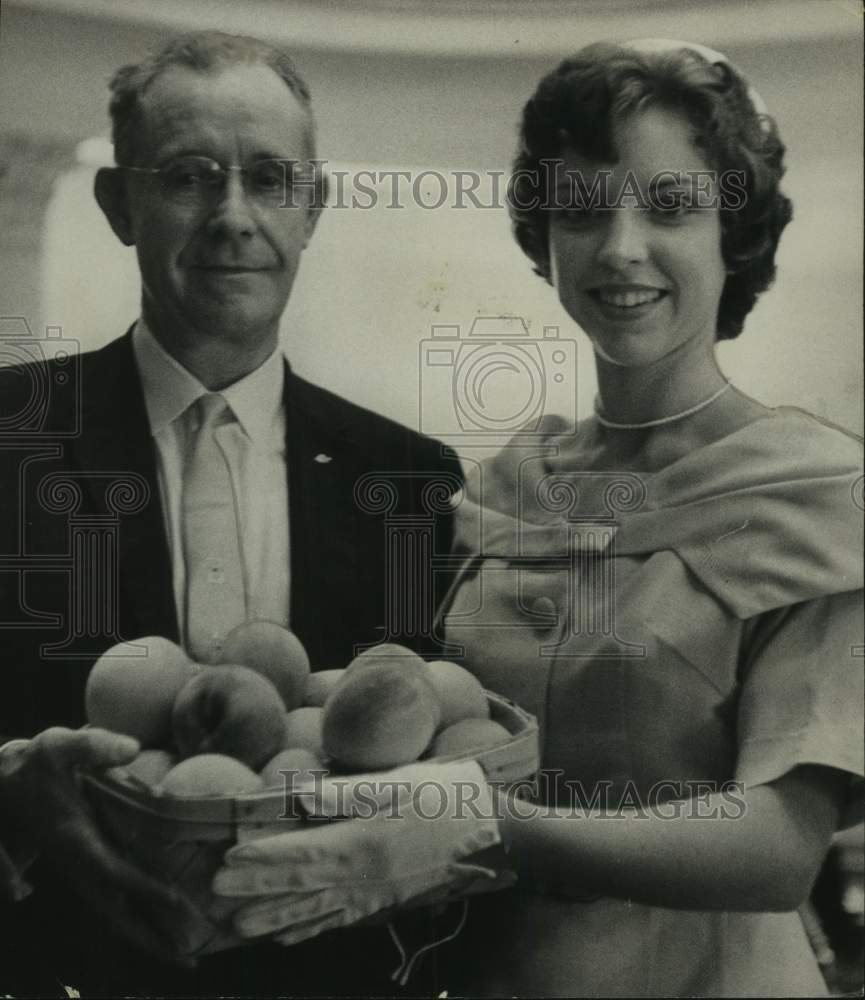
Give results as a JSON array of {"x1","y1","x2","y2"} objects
[
  {"x1": 302, "y1": 170, "x2": 329, "y2": 247},
  {"x1": 94, "y1": 168, "x2": 135, "y2": 246}
]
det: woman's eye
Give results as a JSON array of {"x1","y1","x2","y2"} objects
[
  {"x1": 650, "y1": 191, "x2": 690, "y2": 218},
  {"x1": 554, "y1": 205, "x2": 603, "y2": 226}
]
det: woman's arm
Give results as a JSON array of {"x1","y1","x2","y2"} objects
[{"x1": 500, "y1": 764, "x2": 849, "y2": 912}]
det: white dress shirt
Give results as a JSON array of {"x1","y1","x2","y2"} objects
[{"x1": 131, "y1": 321, "x2": 290, "y2": 650}]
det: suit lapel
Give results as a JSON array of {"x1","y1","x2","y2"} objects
[
  {"x1": 70, "y1": 332, "x2": 178, "y2": 643},
  {"x1": 284, "y1": 365, "x2": 369, "y2": 668}
]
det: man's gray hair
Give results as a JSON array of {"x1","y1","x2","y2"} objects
[{"x1": 108, "y1": 30, "x2": 317, "y2": 165}]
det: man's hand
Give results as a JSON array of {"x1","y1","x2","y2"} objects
[{"x1": 0, "y1": 726, "x2": 209, "y2": 966}]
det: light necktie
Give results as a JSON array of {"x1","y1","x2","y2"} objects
[{"x1": 182, "y1": 393, "x2": 246, "y2": 663}]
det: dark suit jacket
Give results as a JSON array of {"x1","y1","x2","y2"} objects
[{"x1": 0, "y1": 331, "x2": 463, "y2": 996}]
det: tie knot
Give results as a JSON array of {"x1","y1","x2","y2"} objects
[{"x1": 189, "y1": 393, "x2": 232, "y2": 432}]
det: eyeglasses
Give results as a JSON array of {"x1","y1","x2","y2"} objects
[{"x1": 118, "y1": 156, "x2": 310, "y2": 206}]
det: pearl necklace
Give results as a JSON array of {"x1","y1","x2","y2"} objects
[{"x1": 594, "y1": 381, "x2": 732, "y2": 429}]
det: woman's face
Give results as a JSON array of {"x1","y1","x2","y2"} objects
[{"x1": 548, "y1": 105, "x2": 726, "y2": 369}]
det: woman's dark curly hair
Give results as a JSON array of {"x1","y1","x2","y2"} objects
[{"x1": 510, "y1": 42, "x2": 792, "y2": 340}]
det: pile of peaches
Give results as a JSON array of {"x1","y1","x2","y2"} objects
[{"x1": 86, "y1": 623, "x2": 511, "y2": 797}]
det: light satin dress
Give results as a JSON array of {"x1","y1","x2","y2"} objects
[{"x1": 440, "y1": 409, "x2": 864, "y2": 998}]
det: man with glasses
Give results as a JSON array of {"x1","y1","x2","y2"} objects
[{"x1": 0, "y1": 30, "x2": 461, "y2": 996}]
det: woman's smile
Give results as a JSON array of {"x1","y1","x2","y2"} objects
[{"x1": 585, "y1": 283, "x2": 670, "y2": 319}]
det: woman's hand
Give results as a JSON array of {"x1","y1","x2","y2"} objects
[
  {"x1": 0, "y1": 727, "x2": 210, "y2": 966},
  {"x1": 213, "y1": 759, "x2": 514, "y2": 944}
]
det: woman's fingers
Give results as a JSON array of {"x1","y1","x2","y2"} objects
[
  {"x1": 271, "y1": 907, "x2": 350, "y2": 947},
  {"x1": 220, "y1": 819, "x2": 390, "y2": 891},
  {"x1": 232, "y1": 888, "x2": 345, "y2": 937}
]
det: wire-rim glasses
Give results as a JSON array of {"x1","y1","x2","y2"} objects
[{"x1": 117, "y1": 156, "x2": 310, "y2": 206}]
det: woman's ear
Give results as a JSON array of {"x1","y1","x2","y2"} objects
[{"x1": 94, "y1": 167, "x2": 135, "y2": 247}]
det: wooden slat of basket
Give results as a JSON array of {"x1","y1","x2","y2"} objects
[{"x1": 84, "y1": 689, "x2": 539, "y2": 832}]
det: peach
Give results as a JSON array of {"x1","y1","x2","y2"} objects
[
  {"x1": 260, "y1": 747, "x2": 326, "y2": 789},
  {"x1": 322, "y1": 661, "x2": 439, "y2": 771},
  {"x1": 345, "y1": 643, "x2": 426, "y2": 677},
  {"x1": 157, "y1": 753, "x2": 265, "y2": 797},
  {"x1": 344, "y1": 646, "x2": 441, "y2": 730},
  {"x1": 218, "y1": 621, "x2": 310, "y2": 711},
  {"x1": 425, "y1": 660, "x2": 489, "y2": 728},
  {"x1": 430, "y1": 718, "x2": 512, "y2": 758},
  {"x1": 302, "y1": 669, "x2": 346, "y2": 707},
  {"x1": 282, "y1": 707, "x2": 325, "y2": 756},
  {"x1": 172, "y1": 665, "x2": 287, "y2": 770},
  {"x1": 85, "y1": 636, "x2": 197, "y2": 747}
]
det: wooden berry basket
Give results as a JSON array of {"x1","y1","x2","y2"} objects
[{"x1": 81, "y1": 691, "x2": 539, "y2": 957}]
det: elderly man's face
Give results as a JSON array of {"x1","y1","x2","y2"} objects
[{"x1": 116, "y1": 63, "x2": 317, "y2": 352}]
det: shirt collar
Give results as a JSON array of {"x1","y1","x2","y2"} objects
[
  {"x1": 132, "y1": 319, "x2": 285, "y2": 443},
  {"x1": 221, "y1": 342, "x2": 285, "y2": 445}
]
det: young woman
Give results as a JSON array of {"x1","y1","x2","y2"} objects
[{"x1": 214, "y1": 41, "x2": 863, "y2": 998}]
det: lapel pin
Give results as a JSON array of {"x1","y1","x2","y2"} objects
[{"x1": 314, "y1": 453, "x2": 333, "y2": 464}]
